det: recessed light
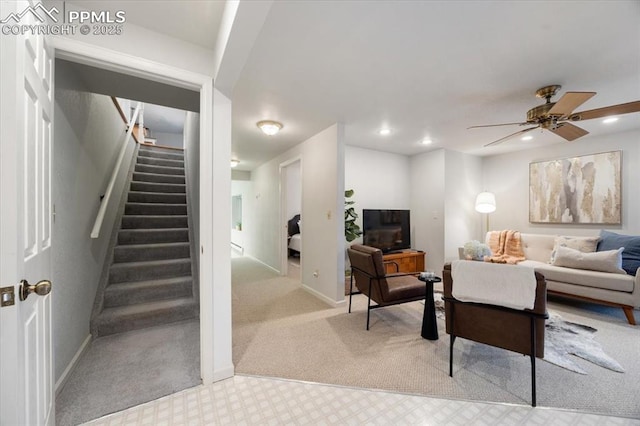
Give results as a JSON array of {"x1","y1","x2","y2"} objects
[
  {"x1": 420, "y1": 138, "x2": 433, "y2": 145},
  {"x1": 230, "y1": 159, "x2": 240, "y2": 168},
  {"x1": 521, "y1": 135, "x2": 533, "y2": 141},
  {"x1": 603, "y1": 117, "x2": 618, "y2": 124},
  {"x1": 378, "y1": 128, "x2": 391, "y2": 136},
  {"x1": 257, "y1": 120, "x2": 283, "y2": 136}
]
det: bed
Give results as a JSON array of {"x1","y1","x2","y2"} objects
[{"x1": 287, "y1": 214, "x2": 301, "y2": 256}]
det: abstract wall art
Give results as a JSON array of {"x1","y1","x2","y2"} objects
[{"x1": 529, "y1": 151, "x2": 621, "y2": 224}]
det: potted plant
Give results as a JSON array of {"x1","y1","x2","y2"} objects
[{"x1": 345, "y1": 189, "x2": 362, "y2": 242}]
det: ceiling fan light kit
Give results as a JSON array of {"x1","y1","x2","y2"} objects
[{"x1": 469, "y1": 84, "x2": 640, "y2": 147}]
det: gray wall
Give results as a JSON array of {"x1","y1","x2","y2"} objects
[{"x1": 53, "y1": 60, "x2": 136, "y2": 384}]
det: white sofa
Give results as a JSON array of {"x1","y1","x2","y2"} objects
[{"x1": 513, "y1": 233, "x2": 639, "y2": 325}]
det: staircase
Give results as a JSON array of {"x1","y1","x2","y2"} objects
[{"x1": 92, "y1": 144, "x2": 198, "y2": 337}]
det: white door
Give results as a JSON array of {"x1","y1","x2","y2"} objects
[{"x1": 0, "y1": 1, "x2": 55, "y2": 425}]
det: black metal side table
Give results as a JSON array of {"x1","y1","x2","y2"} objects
[{"x1": 418, "y1": 274, "x2": 442, "y2": 340}]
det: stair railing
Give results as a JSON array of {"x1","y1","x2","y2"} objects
[{"x1": 90, "y1": 102, "x2": 142, "y2": 239}]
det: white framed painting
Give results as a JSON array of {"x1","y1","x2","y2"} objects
[{"x1": 529, "y1": 150, "x2": 621, "y2": 224}]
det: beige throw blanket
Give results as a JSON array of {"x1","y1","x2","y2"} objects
[
  {"x1": 486, "y1": 230, "x2": 525, "y2": 264},
  {"x1": 451, "y1": 260, "x2": 537, "y2": 310}
]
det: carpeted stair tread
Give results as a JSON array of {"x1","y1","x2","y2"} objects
[
  {"x1": 132, "y1": 171, "x2": 186, "y2": 184},
  {"x1": 95, "y1": 297, "x2": 197, "y2": 335},
  {"x1": 103, "y1": 276, "x2": 193, "y2": 307},
  {"x1": 130, "y1": 181, "x2": 186, "y2": 193},
  {"x1": 135, "y1": 163, "x2": 185, "y2": 176},
  {"x1": 109, "y1": 258, "x2": 192, "y2": 284},
  {"x1": 121, "y1": 215, "x2": 188, "y2": 229},
  {"x1": 125, "y1": 202, "x2": 187, "y2": 215},
  {"x1": 128, "y1": 191, "x2": 186, "y2": 204},
  {"x1": 113, "y1": 242, "x2": 190, "y2": 263},
  {"x1": 137, "y1": 156, "x2": 185, "y2": 168},
  {"x1": 118, "y1": 228, "x2": 189, "y2": 245},
  {"x1": 137, "y1": 149, "x2": 184, "y2": 161}
]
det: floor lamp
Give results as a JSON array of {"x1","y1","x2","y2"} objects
[{"x1": 475, "y1": 192, "x2": 496, "y2": 240}]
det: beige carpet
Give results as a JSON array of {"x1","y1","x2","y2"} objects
[{"x1": 232, "y1": 256, "x2": 640, "y2": 419}]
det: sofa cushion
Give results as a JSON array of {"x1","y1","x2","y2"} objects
[
  {"x1": 597, "y1": 230, "x2": 640, "y2": 276},
  {"x1": 550, "y1": 235, "x2": 599, "y2": 263},
  {"x1": 551, "y1": 246, "x2": 626, "y2": 275},
  {"x1": 519, "y1": 233, "x2": 556, "y2": 263},
  {"x1": 520, "y1": 260, "x2": 634, "y2": 293}
]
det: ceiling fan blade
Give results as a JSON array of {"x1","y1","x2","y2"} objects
[
  {"x1": 484, "y1": 126, "x2": 539, "y2": 147},
  {"x1": 549, "y1": 122, "x2": 589, "y2": 141},
  {"x1": 568, "y1": 100, "x2": 640, "y2": 121},
  {"x1": 468, "y1": 122, "x2": 529, "y2": 129},
  {"x1": 548, "y1": 92, "x2": 596, "y2": 117}
]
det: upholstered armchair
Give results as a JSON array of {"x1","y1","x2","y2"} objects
[
  {"x1": 347, "y1": 244, "x2": 426, "y2": 330},
  {"x1": 443, "y1": 261, "x2": 548, "y2": 406}
]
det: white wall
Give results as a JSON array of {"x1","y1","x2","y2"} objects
[
  {"x1": 285, "y1": 160, "x2": 301, "y2": 220},
  {"x1": 444, "y1": 150, "x2": 483, "y2": 262},
  {"x1": 51, "y1": 11, "x2": 215, "y2": 76},
  {"x1": 53, "y1": 61, "x2": 135, "y2": 383},
  {"x1": 345, "y1": 146, "x2": 411, "y2": 245},
  {"x1": 154, "y1": 131, "x2": 184, "y2": 149},
  {"x1": 247, "y1": 124, "x2": 345, "y2": 304},
  {"x1": 483, "y1": 130, "x2": 640, "y2": 237},
  {"x1": 410, "y1": 150, "x2": 446, "y2": 272},
  {"x1": 346, "y1": 146, "x2": 482, "y2": 273}
]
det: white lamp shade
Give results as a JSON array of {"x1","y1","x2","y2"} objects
[{"x1": 475, "y1": 192, "x2": 496, "y2": 213}]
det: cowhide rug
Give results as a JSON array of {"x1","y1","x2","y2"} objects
[{"x1": 433, "y1": 298, "x2": 624, "y2": 375}]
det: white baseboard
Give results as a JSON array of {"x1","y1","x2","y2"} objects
[
  {"x1": 212, "y1": 365, "x2": 235, "y2": 382},
  {"x1": 55, "y1": 334, "x2": 92, "y2": 396},
  {"x1": 245, "y1": 254, "x2": 280, "y2": 274},
  {"x1": 301, "y1": 283, "x2": 346, "y2": 308}
]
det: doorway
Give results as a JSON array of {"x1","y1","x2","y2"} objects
[
  {"x1": 48, "y1": 39, "x2": 226, "y2": 421},
  {"x1": 280, "y1": 158, "x2": 302, "y2": 280}
]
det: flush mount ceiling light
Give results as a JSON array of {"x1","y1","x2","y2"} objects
[
  {"x1": 603, "y1": 117, "x2": 619, "y2": 124},
  {"x1": 378, "y1": 128, "x2": 391, "y2": 136},
  {"x1": 230, "y1": 159, "x2": 240, "y2": 168},
  {"x1": 521, "y1": 135, "x2": 533, "y2": 141},
  {"x1": 420, "y1": 138, "x2": 433, "y2": 145},
  {"x1": 257, "y1": 120, "x2": 283, "y2": 136}
]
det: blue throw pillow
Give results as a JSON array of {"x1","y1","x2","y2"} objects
[{"x1": 597, "y1": 230, "x2": 640, "y2": 276}]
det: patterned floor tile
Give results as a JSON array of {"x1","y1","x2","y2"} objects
[{"x1": 82, "y1": 375, "x2": 640, "y2": 425}]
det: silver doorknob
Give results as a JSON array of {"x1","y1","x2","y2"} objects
[{"x1": 19, "y1": 279, "x2": 52, "y2": 301}]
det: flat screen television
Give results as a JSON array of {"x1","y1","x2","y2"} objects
[{"x1": 362, "y1": 209, "x2": 411, "y2": 253}]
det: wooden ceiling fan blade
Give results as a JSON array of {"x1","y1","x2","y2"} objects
[
  {"x1": 484, "y1": 126, "x2": 539, "y2": 147},
  {"x1": 569, "y1": 100, "x2": 640, "y2": 121},
  {"x1": 468, "y1": 122, "x2": 528, "y2": 129},
  {"x1": 548, "y1": 92, "x2": 596, "y2": 117},
  {"x1": 550, "y1": 122, "x2": 589, "y2": 141}
]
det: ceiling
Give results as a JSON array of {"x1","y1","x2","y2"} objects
[{"x1": 61, "y1": 1, "x2": 640, "y2": 171}]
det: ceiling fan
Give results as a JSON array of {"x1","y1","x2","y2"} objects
[{"x1": 469, "y1": 85, "x2": 640, "y2": 147}]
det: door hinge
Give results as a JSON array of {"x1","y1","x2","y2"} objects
[{"x1": 1, "y1": 286, "x2": 15, "y2": 307}]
